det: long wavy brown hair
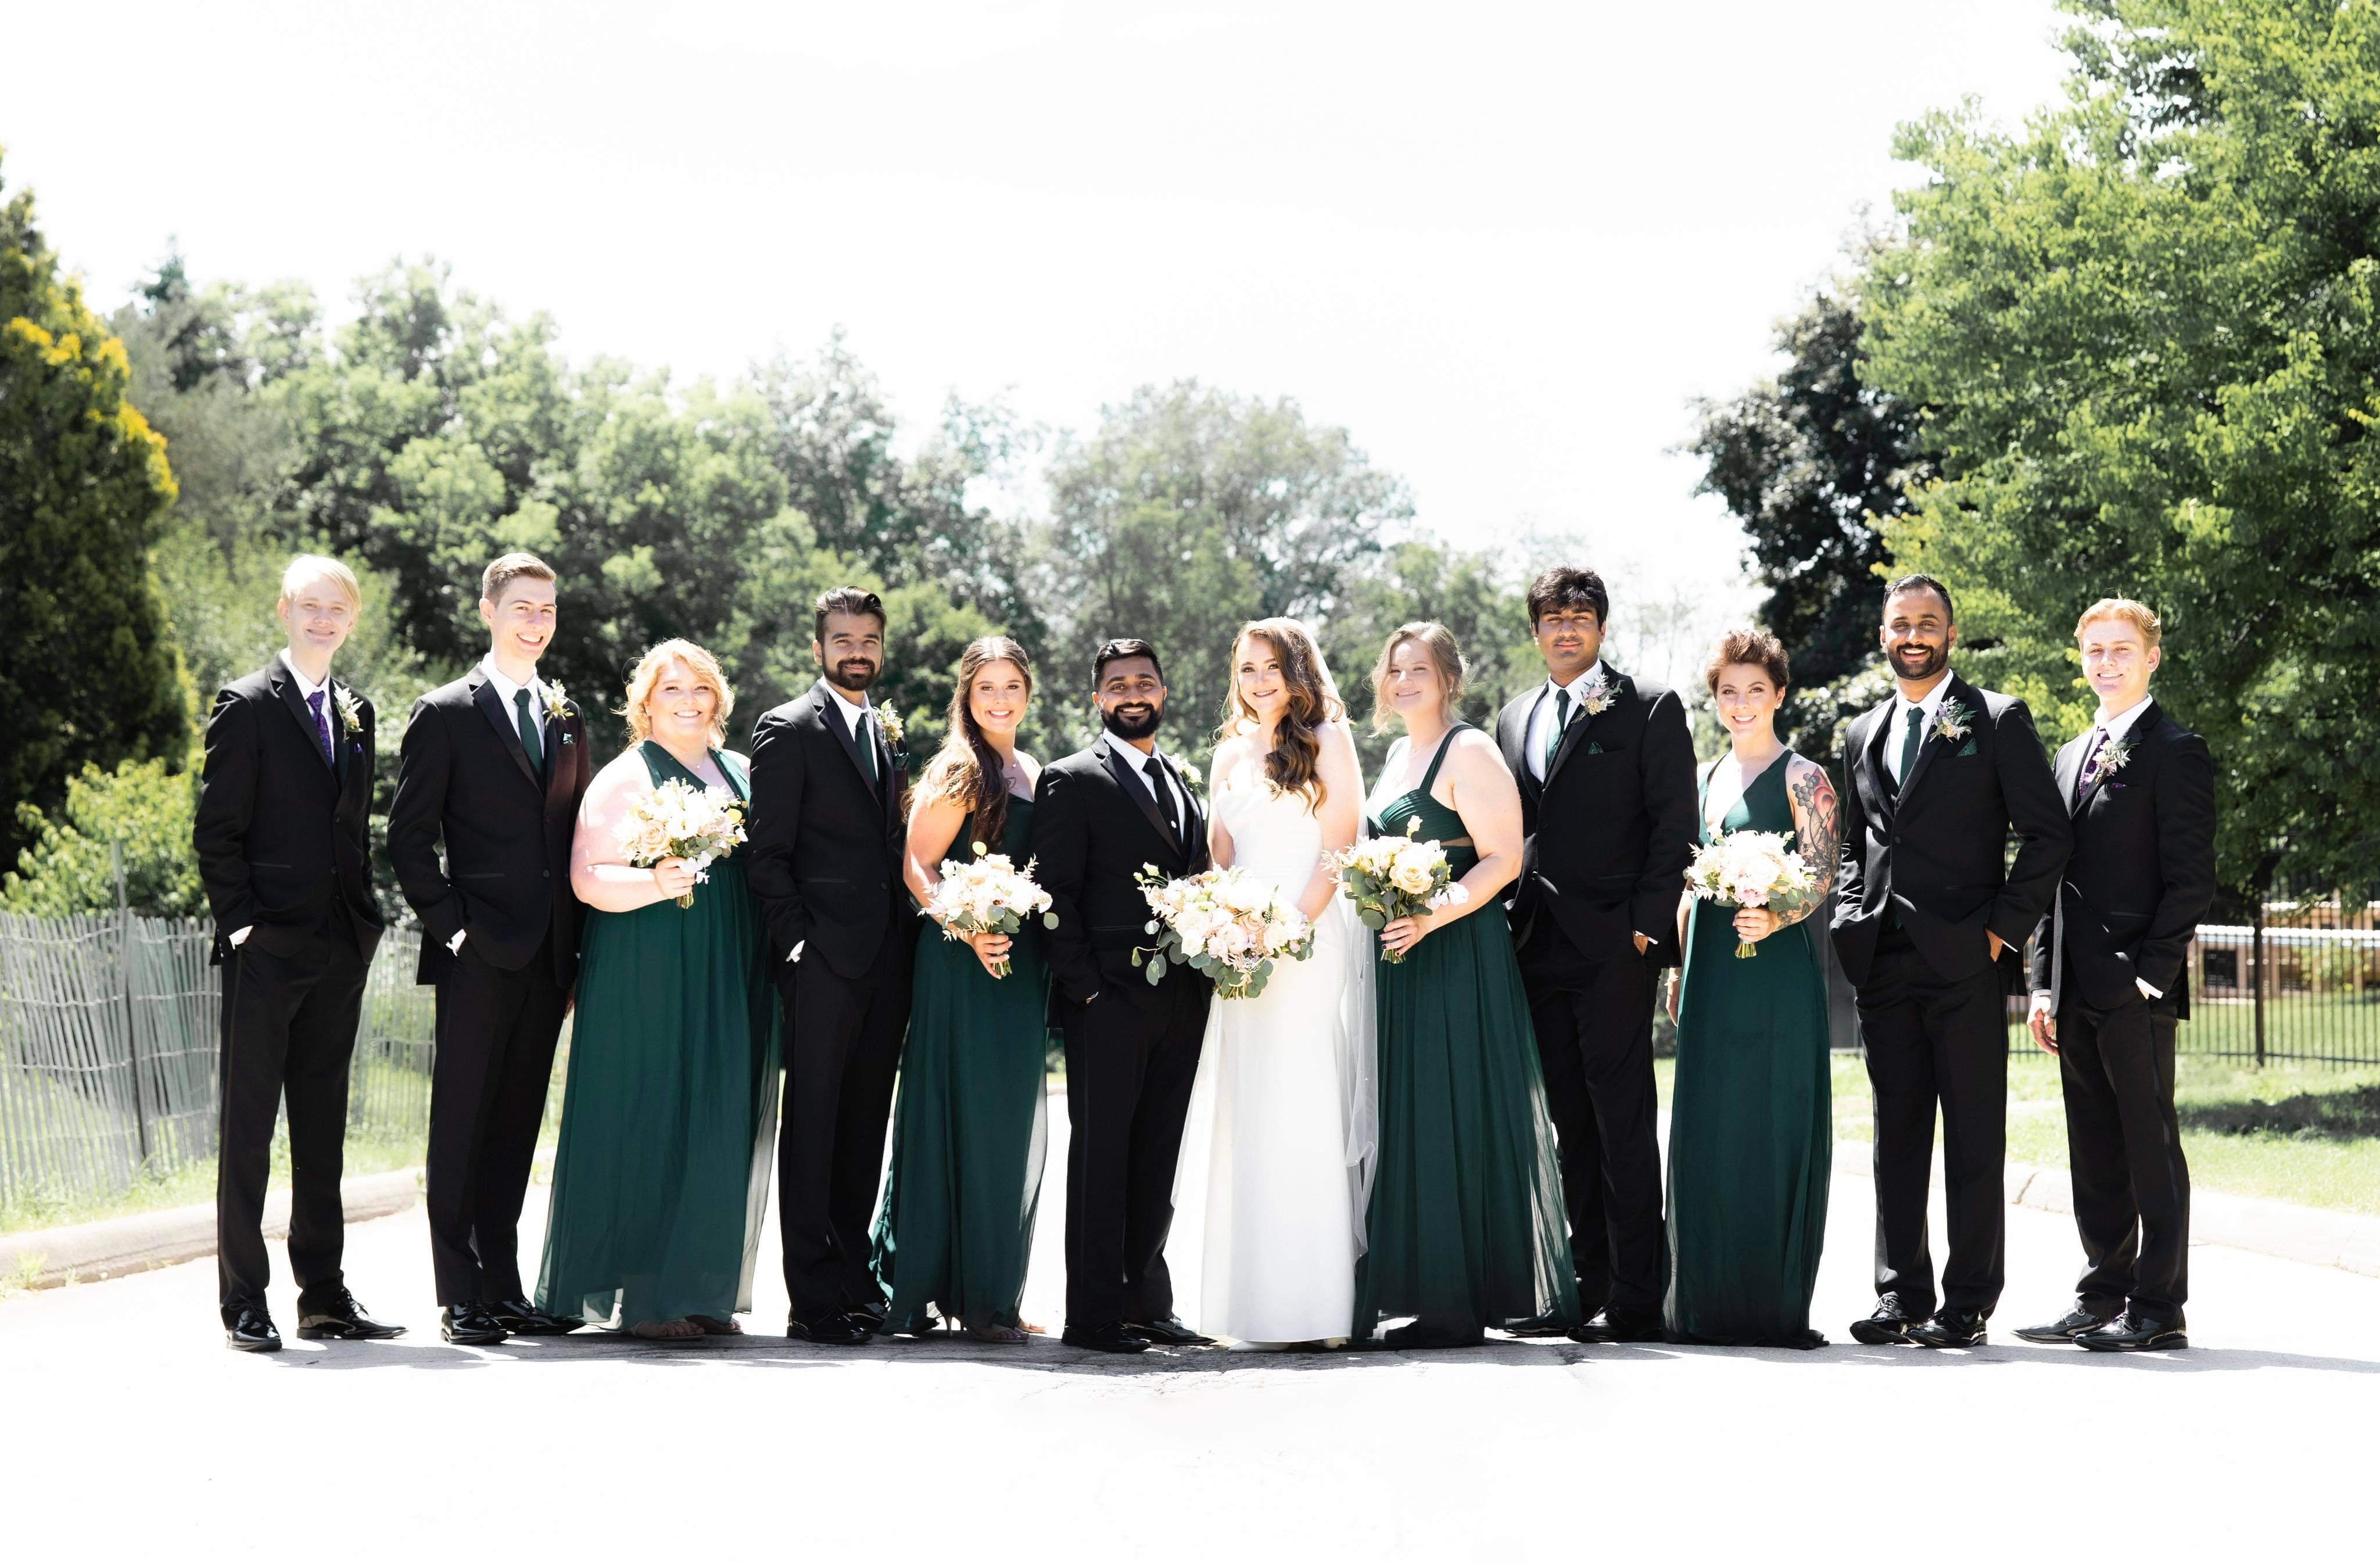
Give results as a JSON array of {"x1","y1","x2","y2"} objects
[
  {"x1": 915, "y1": 636, "x2": 1036, "y2": 851},
  {"x1": 1217, "y1": 617, "x2": 1345, "y2": 813}
]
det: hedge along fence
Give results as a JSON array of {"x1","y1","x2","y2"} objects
[{"x1": 0, "y1": 913, "x2": 433, "y2": 1212}]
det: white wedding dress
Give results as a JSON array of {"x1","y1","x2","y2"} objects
[{"x1": 1168, "y1": 775, "x2": 1377, "y2": 1345}]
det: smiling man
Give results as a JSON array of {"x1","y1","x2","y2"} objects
[{"x1": 387, "y1": 553, "x2": 593, "y2": 1346}]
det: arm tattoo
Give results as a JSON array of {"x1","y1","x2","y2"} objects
[{"x1": 1775, "y1": 762, "x2": 1841, "y2": 927}]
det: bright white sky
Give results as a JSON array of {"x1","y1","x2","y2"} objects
[{"x1": 8, "y1": 0, "x2": 2072, "y2": 651}]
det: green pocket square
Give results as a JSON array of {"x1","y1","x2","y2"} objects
[
  {"x1": 1956, "y1": 739, "x2": 1978, "y2": 757},
  {"x1": 1587, "y1": 741, "x2": 1605, "y2": 754}
]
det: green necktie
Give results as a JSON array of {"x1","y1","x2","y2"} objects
[
  {"x1": 1543, "y1": 688, "x2": 1573, "y2": 775},
  {"x1": 515, "y1": 687, "x2": 544, "y2": 775},
  {"x1": 858, "y1": 709, "x2": 880, "y2": 789},
  {"x1": 1895, "y1": 704, "x2": 1924, "y2": 787}
]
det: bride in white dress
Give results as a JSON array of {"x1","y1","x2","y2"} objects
[{"x1": 1169, "y1": 618, "x2": 1377, "y2": 1348}]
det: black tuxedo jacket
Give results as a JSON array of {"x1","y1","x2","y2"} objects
[
  {"x1": 2027, "y1": 700, "x2": 2217, "y2": 1016},
  {"x1": 746, "y1": 679, "x2": 908, "y2": 983},
  {"x1": 386, "y1": 668, "x2": 592, "y2": 987},
  {"x1": 1028, "y1": 734, "x2": 1213, "y2": 1012},
  {"x1": 1831, "y1": 673, "x2": 2070, "y2": 991},
  {"x1": 1495, "y1": 669, "x2": 1698, "y2": 969},
  {"x1": 193, "y1": 661, "x2": 386, "y2": 965}
]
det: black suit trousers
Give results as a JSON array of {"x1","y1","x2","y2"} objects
[
  {"x1": 1060, "y1": 983, "x2": 1207, "y2": 1329},
  {"x1": 425, "y1": 933, "x2": 567, "y2": 1305},
  {"x1": 2057, "y1": 994, "x2": 2189, "y2": 1314},
  {"x1": 1519, "y1": 929, "x2": 1666, "y2": 1317},
  {"x1": 215, "y1": 920, "x2": 368, "y2": 1314},
  {"x1": 1855, "y1": 929, "x2": 2009, "y2": 1314},
  {"x1": 777, "y1": 932, "x2": 910, "y2": 1324}
]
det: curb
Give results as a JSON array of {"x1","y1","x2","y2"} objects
[
  {"x1": 1829, "y1": 1139, "x2": 2380, "y2": 1279},
  {"x1": 0, "y1": 1169, "x2": 421, "y2": 1291}
]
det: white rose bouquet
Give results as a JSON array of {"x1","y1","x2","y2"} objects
[
  {"x1": 616, "y1": 777, "x2": 748, "y2": 908},
  {"x1": 1683, "y1": 829, "x2": 1817, "y2": 959},
  {"x1": 1333, "y1": 819, "x2": 1471, "y2": 963},
  {"x1": 1134, "y1": 864, "x2": 1316, "y2": 1000},
  {"x1": 924, "y1": 841, "x2": 1058, "y2": 978}
]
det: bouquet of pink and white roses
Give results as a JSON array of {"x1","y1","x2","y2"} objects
[
  {"x1": 924, "y1": 841, "x2": 1058, "y2": 978},
  {"x1": 1684, "y1": 829, "x2": 1817, "y2": 959},
  {"x1": 1134, "y1": 865, "x2": 1316, "y2": 1000},
  {"x1": 616, "y1": 777, "x2": 748, "y2": 908},
  {"x1": 1334, "y1": 819, "x2": 1471, "y2": 963}
]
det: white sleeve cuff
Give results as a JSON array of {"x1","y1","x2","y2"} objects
[
  {"x1": 447, "y1": 929, "x2": 467, "y2": 953},
  {"x1": 2029, "y1": 990, "x2": 2052, "y2": 1005},
  {"x1": 2136, "y1": 977, "x2": 2162, "y2": 999},
  {"x1": 230, "y1": 925, "x2": 253, "y2": 948},
  {"x1": 787, "y1": 940, "x2": 804, "y2": 965}
]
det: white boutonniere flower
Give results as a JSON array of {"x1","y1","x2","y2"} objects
[
  {"x1": 1175, "y1": 758, "x2": 1204, "y2": 794},
  {"x1": 876, "y1": 704, "x2": 906, "y2": 751},
  {"x1": 1579, "y1": 669, "x2": 1615, "y2": 716},
  {"x1": 546, "y1": 682, "x2": 576, "y2": 722},
  {"x1": 333, "y1": 686, "x2": 365, "y2": 736},
  {"x1": 2091, "y1": 737, "x2": 2133, "y2": 780},
  {"x1": 1933, "y1": 698, "x2": 1973, "y2": 744}
]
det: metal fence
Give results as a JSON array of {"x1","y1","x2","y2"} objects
[{"x1": 0, "y1": 914, "x2": 433, "y2": 1213}]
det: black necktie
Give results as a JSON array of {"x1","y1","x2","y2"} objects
[
  {"x1": 515, "y1": 688, "x2": 544, "y2": 776},
  {"x1": 1894, "y1": 704, "x2": 1924, "y2": 790},
  {"x1": 857, "y1": 710, "x2": 880, "y2": 790},
  {"x1": 1148, "y1": 757, "x2": 1181, "y2": 846}
]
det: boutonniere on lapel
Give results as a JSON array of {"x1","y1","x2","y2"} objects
[
  {"x1": 875, "y1": 703, "x2": 906, "y2": 758},
  {"x1": 1175, "y1": 758, "x2": 1205, "y2": 797},
  {"x1": 547, "y1": 682, "x2": 578, "y2": 744},
  {"x1": 2087, "y1": 737, "x2": 2132, "y2": 785},
  {"x1": 1931, "y1": 698, "x2": 1973, "y2": 745},
  {"x1": 333, "y1": 685, "x2": 365, "y2": 737},
  {"x1": 1578, "y1": 668, "x2": 1615, "y2": 716}
]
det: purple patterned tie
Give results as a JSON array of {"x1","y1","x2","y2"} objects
[
  {"x1": 305, "y1": 689, "x2": 334, "y2": 766},
  {"x1": 2074, "y1": 727, "x2": 2107, "y2": 804}
]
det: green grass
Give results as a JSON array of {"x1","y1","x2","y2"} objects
[
  {"x1": 0, "y1": 1133, "x2": 424, "y2": 1237},
  {"x1": 1658, "y1": 1050, "x2": 2380, "y2": 1217}
]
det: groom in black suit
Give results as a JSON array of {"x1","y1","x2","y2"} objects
[
  {"x1": 388, "y1": 553, "x2": 592, "y2": 1345},
  {"x1": 1030, "y1": 639, "x2": 1214, "y2": 1354},
  {"x1": 2016, "y1": 599, "x2": 2215, "y2": 1353},
  {"x1": 1833, "y1": 573, "x2": 2070, "y2": 1348},
  {"x1": 1496, "y1": 567, "x2": 1698, "y2": 1343},
  {"x1": 747, "y1": 587, "x2": 913, "y2": 1346},
  {"x1": 195, "y1": 557, "x2": 399, "y2": 1351}
]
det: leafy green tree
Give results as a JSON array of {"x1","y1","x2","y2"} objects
[
  {"x1": 0, "y1": 151, "x2": 193, "y2": 873},
  {"x1": 1320, "y1": 540, "x2": 1537, "y2": 768},
  {"x1": 1, "y1": 756, "x2": 204, "y2": 919},
  {"x1": 1038, "y1": 381, "x2": 1412, "y2": 755},
  {"x1": 1861, "y1": 0, "x2": 2380, "y2": 888},
  {"x1": 1687, "y1": 278, "x2": 1928, "y2": 759}
]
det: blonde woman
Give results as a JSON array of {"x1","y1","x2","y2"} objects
[{"x1": 534, "y1": 640, "x2": 782, "y2": 1340}]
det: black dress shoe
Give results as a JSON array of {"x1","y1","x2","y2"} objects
[
  {"x1": 440, "y1": 1303, "x2": 511, "y2": 1346},
  {"x1": 223, "y1": 1304, "x2": 282, "y2": 1353},
  {"x1": 1386, "y1": 1319, "x2": 1484, "y2": 1349},
  {"x1": 786, "y1": 1311, "x2": 873, "y2": 1346},
  {"x1": 2013, "y1": 1302, "x2": 2120, "y2": 1345},
  {"x1": 1126, "y1": 1315, "x2": 1214, "y2": 1347},
  {"x1": 296, "y1": 1289, "x2": 407, "y2": 1341},
  {"x1": 2077, "y1": 1310, "x2": 2187, "y2": 1352},
  {"x1": 843, "y1": 1302, "x2": 891, "y2": 1336},
  {"x1": 1848, "y1": 1296, "x2": 1929, "y2": 1346},
  {"x1": 1911, "y1": 1308, "x2": 1989, "y2": 1348},
  {"x1": 1060, "y1": 1322, "x2": 1151, "y2": 1354},
  {"x1": 488, "y1": 1297, "x2": 582, "y2": 1336},
  {"x1": 1569, "y1": 1308, "x2": 1662, "y2": 1345},
  {"x1": 1501, "y1": 1312, "x2": 1576, "y2": 1339}
]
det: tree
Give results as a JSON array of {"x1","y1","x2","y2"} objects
[
  {"x1": 1687, "y1": 277, "x2": 1929, "y2": 759},
  {"x1": 2, "y1": 757, "x2": 203, "y2": 918},
  {"x1": 1037, "y1": 381, "x2": 1413, "y2": 755},
  {"x1": 0, "y1": 150, "x2": 192, "y2": 874},
  {"x1": 1319, "y1": 540, "x2": 1537, "y2": 769},
  {"x1": 1861, "y1": 0, "x2": 2380, "y2": 888}
]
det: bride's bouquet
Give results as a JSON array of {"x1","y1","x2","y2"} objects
[
  {"x1": 924, "y1": 841, "x2": 1058, "y2": 979},
  {"x1": 1684, "y1": 829, "x2": 1818, "y2": 959},
  {"x1": 1333, "y1": 819, "x2": 1471, "y2": 963},
  {"x1": 1134, "y1": 865, "x2": 1316, "y2": 1001},
  {"x1": 616, "y1": 777, "x2": 748, "y2": 908}
]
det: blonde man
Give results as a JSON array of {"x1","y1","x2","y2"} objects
[
  {"x1": 388, "y1": 553, "x2": 593, "y2": 1345},
  {"x1": 2015, "y1": 599, "x2": 2216, "y2": 1353},
  {"x1": 193, "y1": 555, "x2": 398, "y2": 1350}
]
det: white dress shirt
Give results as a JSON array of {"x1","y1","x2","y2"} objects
[
  {"x1": 1886, "y1": 675, "x2": 1955, "y2": 785},
  {"x1": 2035, "y1": 690, "x2": 2163, "y2": 1004},
  {"x1": 480, "y1": 654, "x2": 548, "y2": 723},
  {"x1": 1523, "y1": 661, "x2": 1609, "y2": 783},
  {"x1": 1128, "y1": 744, "x2": 1190, "y2": 833}
]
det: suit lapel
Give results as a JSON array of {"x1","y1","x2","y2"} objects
[
  {"x1": 1158, "y1": 751, "x2": 1204, "y2": 863},
  {"x1": 1543, "y1": 669, "x2": 1622, "y2": 788},
  {"x1": 1498, "y1": 695, "x2": 1539, "y2": 800},
  {"x1": 1098, "y1": 736, "x2": 1181, "y2": 866},
  {"x1": 1858, "y1": 702, "x2": 1897, "y2": 819},
  {"x1": 2074, "y1": 698, "x2": 2154, "y2": 813},
  {"x1": 471, "y1": 671, "x2": 542, "y2": 790},
  {"x1": 542, "y1": 701, "x2": 579, "y2": 813},
  {"x1": 2056, "y1": 731, "x2": 2089, "y2": 816},
  {"x1": 815, "y1": 681, "x2": 881, "y2": 800},
  {"x1": 268, "y1": 659, "x2": 341, "y2": 789},
  {"x1": 1895, "y1": 676, "x2": 1969, "y2": 809}
]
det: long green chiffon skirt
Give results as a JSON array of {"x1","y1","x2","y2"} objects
[
  {"x1": 535, "y1": 857, "x2": 782, "y2": 1328},
  {"x1": 1352, "y1": 904, "x2": 1580, "y2": 1337}
]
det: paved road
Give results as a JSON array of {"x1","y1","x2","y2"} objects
[{"x1": 6, "y1": 1111, "x2": 2370, "y2": 1560}]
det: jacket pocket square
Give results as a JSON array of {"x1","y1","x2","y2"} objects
[
  {"x1": 1587, "y1": 741, "x2": 1605, "y2": 754},
  {"x1": 1956, "y1": 739, "x2": 1977, "y2": 757}
]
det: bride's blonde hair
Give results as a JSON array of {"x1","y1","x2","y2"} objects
[{"x1": 1217, "y1": 616, "x2": 1345, "y2": 813}]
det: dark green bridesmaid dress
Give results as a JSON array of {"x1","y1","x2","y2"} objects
[
  {"x1": 868, "y1": 797, "x2": 1051, "y2": 1333},
  {"x1": 536, "y1": 742, "x2": 782, "y2": 1328},
  {"x1": 1664, "y1": 752, "x2": 1831, "y2": 1348},
  {"x1": 1353, "y1": 725, "x2": 1580, "y2": 1342}
]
